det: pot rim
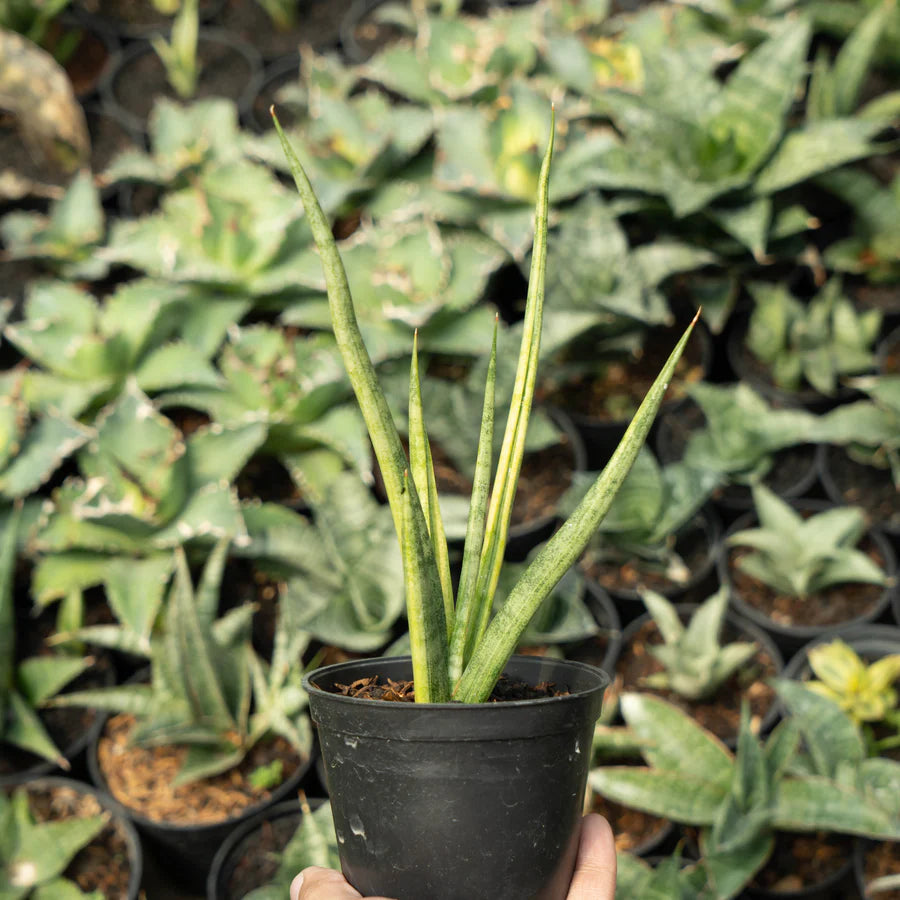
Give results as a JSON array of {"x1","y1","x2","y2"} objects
[{"x1": 303, "y1": 654, "x2": 610, "y2": 712}]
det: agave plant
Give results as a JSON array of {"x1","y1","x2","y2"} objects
[
  {"x1": 727, "y1": 484, "x2": 888, "y2": 599},
  {"x1": 31, "y1": 381, "x2": 263, "y2": 555},
  {"x1": 275, "y1": 109, "x2": 698, "y2": 702},
  {"x1": 0, "y1": 172, "x2": 105, "y2": 279},
  {"x1": 0, "y1": 785, "x2": 107, "y2": 899},
  {"x1": 2, "y1": 279, "x2": 224, "y2": 419},
  {"x1": 50, "y1": 539, "x2": 312, "y2": 785}
]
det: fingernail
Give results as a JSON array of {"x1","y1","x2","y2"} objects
[{"x1": 290, "y1": 872, "x2": 304, "y2": 900}]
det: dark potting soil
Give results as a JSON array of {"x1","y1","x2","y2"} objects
[
  {"x1": 86, "y1": 107, "x2": 139, "y2": 175},
  {"x1": 74, "y1": 0, "x2": 220, "y2": 30},
  {"x1": 235, "y1": 455, "x2": 305, "y2": 507},
  {"x1": 24, "y1": 782, "x2": 135, "y2": 898},
  {"x1": 221, "y1": 810, "x2": 300, "y2": 900},
  {"x1": 50, "y1": 26, "x2": 113, "y2": 98},
  {"x1": 539, "y1": 328, "x2": 706, "y2": 424},
  {"x1": 727, "y1": 541, "x2": 888, "y2": 628},
  {"x1": 588, "y1": 793, "x2": 669, "y2": 855},
  {"x1": 863, "y1": 840, "x2": 900, "y2": 899},
  {"x1": 616, "y1": 619, "x2": 777, "y2": 742},
  {"x1": 219, "y1": 0, "x2": 352, "y2": 61},
  {"x1": 581, "y1": 518, "x2": 712, "y2": 597},
  {"x1": 823, "y1": 445, "x2": 900, "y2": 533},
  {"x1": 751, "y1": 831, "x2": 852, "y2": 894},
  {"x1": 97, "y1": 713, "x2": 305, "y2": 825},
  {"x1": 111, "y1": 38, "x2": 254, "y2": 124},
  {"x1": 332, "y1": 674, "x2": 570, "y2": 702}
]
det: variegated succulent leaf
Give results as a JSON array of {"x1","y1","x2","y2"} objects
[{"x1": 728, "y1": 484, "x2": 888, "y2": 598}]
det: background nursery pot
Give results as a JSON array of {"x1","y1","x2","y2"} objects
[{"x1": 305, "y1": 654, "x2": 609, "y2": 900}]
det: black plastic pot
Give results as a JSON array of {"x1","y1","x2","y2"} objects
[
  {"x1": 782, "y1": 624, "x2": 900, "y2": 683},
  {"x1": 719, "y1": 503, "x2": 898, "y2": 656},
  {"x1": 742, "y1": 831, "x2": 855, "y2": 899},
  {"x1": 207, "y1": 797, "x2": 328, "y2": 900},
  {"x1": 617, "y1": 603, "x2": 785, "y2": 746},
  {"x1": 99, "y1": 29, "x2": 263, "y2": 134},
  {"x1": 817, "y1": 442, "x2": 900, "y2": 541},
  {"x1": 563, "y1": 579, "x2": 623, "y2": 676},
  {"x1": 250, "y1": 53, "x2": 303, "y2": 132},
  {"x1": 339, "y1": 0, "x2": 410, "y2": 63},
  {"x1": 854, "y1": 838, "x2": 900, "y2": 900},
  {"x1": 305, "y1": 654, "x2": 608, "y2": 900},
  {"x1": 86, "y1": 714, "x2": 314, "y2": 892},
  {"x1": 582, "y1": 505, "x2": 722, "y2": 624},
  {"x1": 6, "y1": 776, "x2": 143, "y2": 899},
  {"x1": 72, "y1": 0, "x2": 227, "y2": 38},
  {"x1": 549, "y1": 321, "x2": 714, "y2": 472}
]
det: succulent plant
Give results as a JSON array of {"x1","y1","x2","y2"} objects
[
  {"x1": 276, "y1": 108, "x2": 698, "y2": 703},
  {"x1": 1, "y1": 504, "x2": 93, "y2": 768},
  {"x1": 564, "y1": 448, "x2": 718, "y2": 589},
  {"x1": 242, "y1": 799, "x2": 339, "y2": 900},
  {"x1": 616, "y1": 849, "x2": 709, "y2": 900},
  {"x1": 50, "y1": 539, "x2": 312, "y2": 785},
  {"x1": 590, "y1": 691, "x2": 900, "y2": 897},
  {"x1": 103, "y1": 159, "x2": 318, "y2": 305},
  {"x1": 805, "y1": 638, "x2": 900, "y2": 751},
  {"x1": 150, "y1": 0, "x2": 199, "y2": 99},
  {"x1": 157, "y1": 323, "x2": 369, "y2": 490},
  {"x1": 0, "y1": 371, "x2": 92, "y2": 502},
  {"x1": 727, "y1": 484, "x2": 888, "y2": 599},
  {"x1": 681, "y1": 381, "x2": 822, "y2": 487},
  {"x1": 821, "y1": 169, "x2": 900, "y2": 283},
  {"x1": 637, "y1": 587, "x2": 758, "y2": 702},
  {"x1": 0, "y1": 172, "x2": 105, "y2": 279},
  {"x1": 31, "y1": 381, "x2": 263, "y2": 555},
  {"x1": 815, "y1": 374, "x2": 900, "y2": 487},
  {"x1": 101, "y1": 97, "x2": 245, "y2": 188},
  {"x1": 2, "y1": 279, "x2": 225, "y2": 419},
  {"x1": 744, "y1": 278, "x2": 881, "y2": 396},
  {"x1": 0, "y1": 785, "x2": 107, "y2": 899}
]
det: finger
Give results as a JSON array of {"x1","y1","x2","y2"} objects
[
  {"x1": 566, "y1": 813, "x2": 617, "y2": 900},
  {"x1": 292, "y1": 867, "x2": 362, "y2": 899}
]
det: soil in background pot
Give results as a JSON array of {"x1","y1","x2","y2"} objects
[
  {"x1": 95, "y1": 713, "x2": 304, "y2": 826},
  {"x1": 746, "y1": 831, "x2": 854, "y2": 898},
  {"x1": 859, "y1": 840, "x2": 900, "y2": 899},
  {"x1": 588, "y1": 792, "x2": 674, "y2": 857}
]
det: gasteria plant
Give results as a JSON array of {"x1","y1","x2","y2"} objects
[
  {"x1": 727, "y1": 484, "x2": 888, "y2": 599},
  {"x1": 274, "y1": 108, "x2": 699, "y2": 703},
  {"x1": 0, "y1": 786, "x2": 107, "y2": 899},
  {"x1": 150, "y1": 0, "x2": 199, "y2": 99},
  {"x1": 50, "y1": 539, "x2": 312, "y2": 785},
  {"x1": 637, "y1": 587, "x2": 758, "y2": 702}
]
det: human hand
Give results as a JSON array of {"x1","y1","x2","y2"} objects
[{"x1": 289, "y1": 813, "x2": 616, "y2": 900}]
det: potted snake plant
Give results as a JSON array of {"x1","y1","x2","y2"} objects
[{"x1": 274, "y1": 108, "x2": 700, "y2": 900}]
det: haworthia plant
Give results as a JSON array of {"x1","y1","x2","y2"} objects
[{"x1": 275, "y1": 108, "x2": 699, "y2": 703}]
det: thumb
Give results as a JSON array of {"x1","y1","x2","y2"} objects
[
  {"x1": 291, "y1": 867, "x2": 361, "y2": 899},
  {"x1": 566, "y1": 814, "x2": 617, "y2": 900}
]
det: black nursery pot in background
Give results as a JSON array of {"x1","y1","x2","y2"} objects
[{"x1": 305, "y1": 655, "x2": 608, "y2": 900}]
